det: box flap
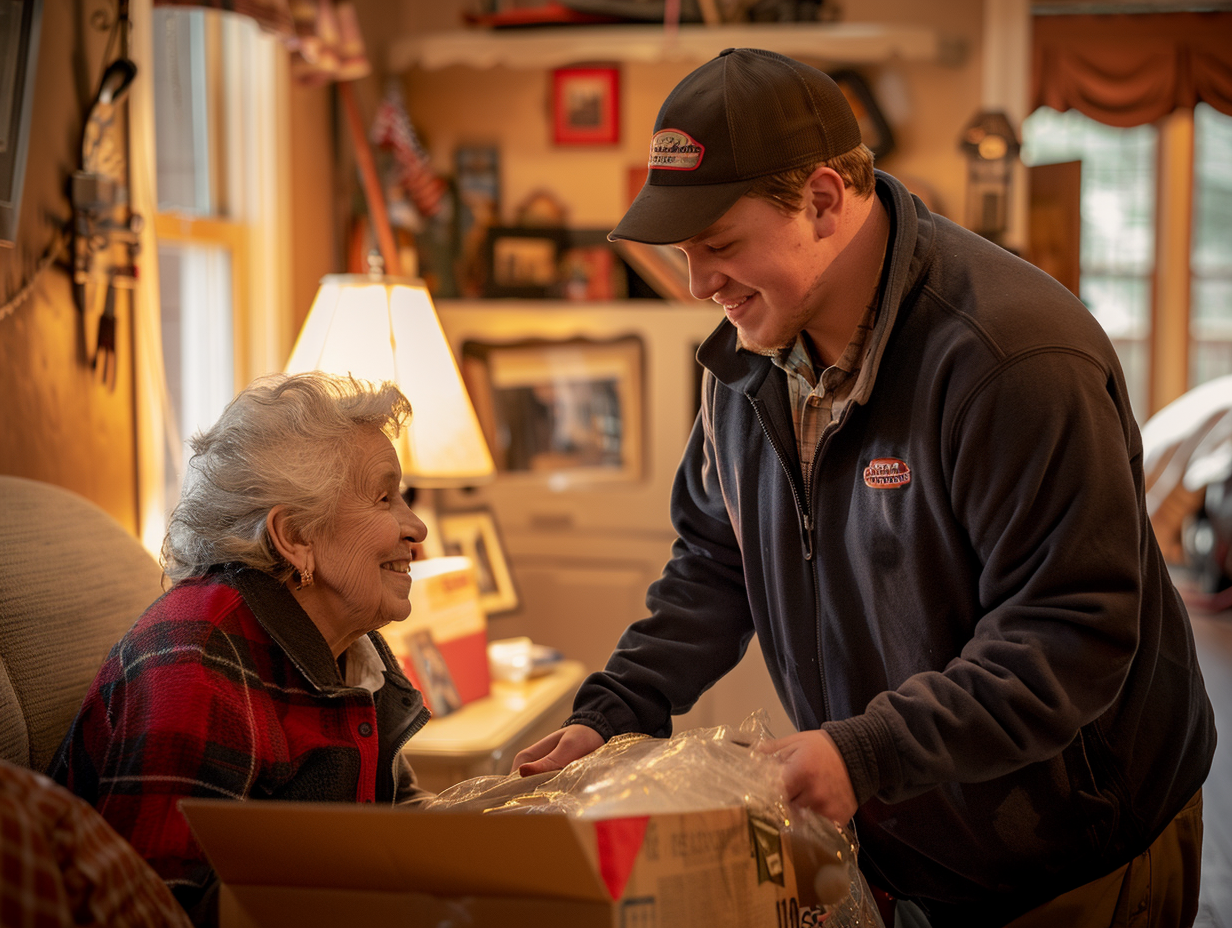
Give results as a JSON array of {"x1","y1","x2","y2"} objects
[{"x1": 180, "y1": 799, "x2": 612, "y2": 903}]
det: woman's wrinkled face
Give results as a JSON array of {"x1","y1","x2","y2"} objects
[{"x1": 309, "y1": 428, "x2": 425, "y2": 641}]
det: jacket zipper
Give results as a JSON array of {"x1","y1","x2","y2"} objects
[
  {"x1": 748, "y1": 393, "x2": 831, "y2": 723},
  {"x1": 748, "y1": 395, "x2": 813, "y2": 560},
  {"x1": 391, "y1": 703, "x2": 432, "y2": 798}
]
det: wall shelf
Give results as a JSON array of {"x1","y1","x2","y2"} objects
[{"x1": 389, "y1": 22, "x2": 963, "y2": 72}]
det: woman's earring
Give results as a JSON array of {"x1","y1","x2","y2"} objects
[{"x1": 297, "y1": 566, "x2": 314, "y2": 590}]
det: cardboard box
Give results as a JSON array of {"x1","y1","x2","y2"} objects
[{"x1": 180, "y1": 798, "x2": 815, "y2": 928}]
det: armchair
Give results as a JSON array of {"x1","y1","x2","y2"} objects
[
  {"x1": 0, "y1": 475, "x2": 193, "y2": 926},
  {"x1": 0, "y1": 475, "x2": 165, "y2": 771}
]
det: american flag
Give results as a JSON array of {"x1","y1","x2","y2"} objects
[{"x1": 370, "y1": 81, "x2": 445, "y2": 218}]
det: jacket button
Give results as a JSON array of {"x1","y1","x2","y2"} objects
[{"x1": 358, "y1": 722, "x2": 373, "y2": 737}]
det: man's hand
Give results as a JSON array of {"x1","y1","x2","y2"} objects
[
  {"x1": 512, "y1": 724, "x2": 604, "y2": 776},
  {"x1": 759, "y1": 729, "x2": 858, "y2": 823}
]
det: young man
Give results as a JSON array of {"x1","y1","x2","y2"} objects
[{"x1": 513, "y1": 48, "x2": 1215, "y2": 926}]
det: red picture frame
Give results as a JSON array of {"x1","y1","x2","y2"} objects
[{"x1": 552, "y1": 66, "x2": 620, "y2": 146}]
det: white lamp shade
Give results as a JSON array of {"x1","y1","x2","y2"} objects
[{"x1": 285, "y1": 274, "x2": 495, "y2": 487}]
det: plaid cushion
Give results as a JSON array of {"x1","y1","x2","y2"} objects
[{"x1": 0, "y1": 759, "x2": 193, "y2": 928}]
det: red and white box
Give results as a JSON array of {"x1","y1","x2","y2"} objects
[{"x1": 391, "y1": 556, "x2": 490, "y2": 714}]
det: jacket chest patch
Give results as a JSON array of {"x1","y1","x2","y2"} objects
[{"x1": 863, "y1": 458, "x2": 911, "y2": 489}]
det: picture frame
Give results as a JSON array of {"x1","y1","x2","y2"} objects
[
  {"x1": 459, "y1": 335, "x2": 645, "y2": 486},
  {"x1": 557, "y1": 227, "x2": 627, "y2": 301},
  {"x1": 552, "y1": 66, "x2": 620, "y2": 147},
  {"x1": 484, "y1": 227, "x2": 633, "y2": 301},
  {"x1": 438, "y1": 507, "x2": 520, "y2": 616},
  {"x1": 483, "y1": 226, "x2": 568, "y2": 298},
  {"x1": 404, "y1": 629, "x2": 464, "y2": 715},
  {"x1": 0, "y1": 0, "x2": 43, "y2": 246}
]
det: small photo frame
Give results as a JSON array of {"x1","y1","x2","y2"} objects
[
  {"x1": 557, "y1": 228, "x2": 628, "y2": 301},
  {"x1": 552, "y1": 66, "x2": 620, "y2": 147},
  {"x1": 404, "y1": 629, "x2": 464, "y2": 716},
  {"x1": 460, "y1": 336, "x2": 645, "y2": 485},
  {"x1": 438, "y1": 508, "x2": 520, "y2": 616},
  {"x1": 484, "y1": 226, "x2": 568, "y2": 298}
]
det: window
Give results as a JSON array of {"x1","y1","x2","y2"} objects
[
  {"x1": 1022, "y1": 107, "x2": 1157, "y2": 420},
  {"x1": 139, "y1": 7, "x2": 289, "y2": 544},
  {"x1": 1023, "y1": 103, "x2": 1232, "y2": 423},
  {"x1": 1191, "y1": 103, "x2": 1232, "y2": 387}
]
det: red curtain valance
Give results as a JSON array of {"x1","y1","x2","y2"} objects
[
  {"x1": 1031, "y1": 12, "x2": 1232, "y2": 127},
  {"x1": 154, "y1": 0, "x2": 370, "y2": 84}
]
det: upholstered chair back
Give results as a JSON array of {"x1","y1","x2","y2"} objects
[{"x1": 0, "y1": 476, "x2": 164, "y2": 771}]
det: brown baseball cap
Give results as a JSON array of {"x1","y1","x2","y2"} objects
[{"x1": 609, "y1": 48, "x2": 862, "y2": 246}]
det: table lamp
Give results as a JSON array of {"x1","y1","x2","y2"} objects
[{"x1": 284, "y1": 270, "x2": 495, "y2": 504}]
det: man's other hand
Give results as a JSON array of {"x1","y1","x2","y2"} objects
[
  {"x1": 759, "y1": 729, "x2": 858, "y2": 823},
  {"x1": 512, "y1": 724, "x2": 605, "y2": 776}
]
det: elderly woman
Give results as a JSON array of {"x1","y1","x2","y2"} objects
[{"x1": 49, "y1": 372, "x2": 432, "y2": 926}]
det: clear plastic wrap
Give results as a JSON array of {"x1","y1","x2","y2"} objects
[{"x1": 422, "y1": 711, "x2": 884, "y2": 927}]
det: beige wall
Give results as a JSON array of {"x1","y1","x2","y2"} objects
[{"x1": 391, "y1": 0, "x2": 987, "y2": 233}]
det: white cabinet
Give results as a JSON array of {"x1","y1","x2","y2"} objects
[{"x1": 435, "y1": 299, "x2": 796, "y2": 737}]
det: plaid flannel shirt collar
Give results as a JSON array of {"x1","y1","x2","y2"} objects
[{"x1": 765, "y1": 301, "x2": 877, "y2": 471}]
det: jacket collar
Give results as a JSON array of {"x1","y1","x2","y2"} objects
[
  {"x1": 223, "y1": 566, "x2": 350, "y2": 691},
  {"x1": 697, "y1": 170, "x2": 935, "y2": 405}
]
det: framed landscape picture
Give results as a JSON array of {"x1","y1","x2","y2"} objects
[{"x1": 460, "y1": 335, "x2": 645, "y2": 485}]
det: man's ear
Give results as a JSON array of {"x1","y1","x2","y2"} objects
[
  {"x1": 267, "y1": 506, "x2": 312, "y2": 575},
  {"x1": 803, "y1": 165, "x2": 845, "y2": 239}
]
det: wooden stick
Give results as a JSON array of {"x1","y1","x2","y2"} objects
[{"x1": 338, "y1": 80, "x2": 401, "y2": 277}]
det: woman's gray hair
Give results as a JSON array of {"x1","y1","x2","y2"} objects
[{"x1": 161, "y1": 371, "x2": 412, "y2": 583}]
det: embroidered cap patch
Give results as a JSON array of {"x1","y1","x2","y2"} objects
[
  {"x1": 863, "y1": 458, "x2": 911, "y2": 489},
  {"x1": 648, "y1": 129, "x2": 704, "y2": 170}
]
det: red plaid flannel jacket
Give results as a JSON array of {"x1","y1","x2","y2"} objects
[{"x1": 48, "y1": 567, "x2": 430, "y2": 925}]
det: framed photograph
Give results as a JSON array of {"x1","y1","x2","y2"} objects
[
  {"x1": 438, "y1": 508, "x2": 520, "y2": 616},
  {"x1": 460, "y1": 335, "x2": 644, "y2": 485},
  {"x1": 1, "y1": 0, "x2": 43, "y2": 245},
  {"x1": 557, "y1": 228, "x2": 627, "y2": 301},
  {"x1": 552, "y1": 66, "x2": 620, "y2": 146},
  {"x1": 404, "y1": 629, "x2": 464, "y2": 715},
  {"x1": 484, "y1": 226, "x2": 568, "y2": 298},
  {"x1": 558, "y1": 243, "x2": 626, "y2": 301}
]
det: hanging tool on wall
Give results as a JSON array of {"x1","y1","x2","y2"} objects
[{"x1": 71, "y1": 55, "x2": 139, "y2": 386}]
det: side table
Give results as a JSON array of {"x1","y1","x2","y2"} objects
[{"x1": 402, "y1": 659, "x2": 587, "y2": 793}]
